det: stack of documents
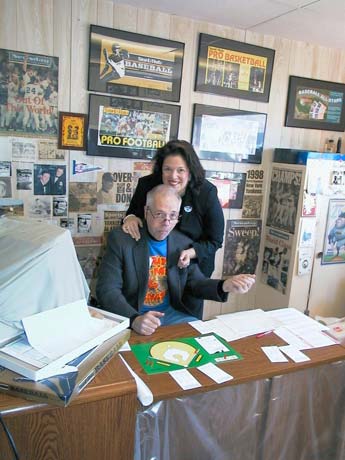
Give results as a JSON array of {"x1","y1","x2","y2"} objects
[
  {"x1": 0, "y1": 299, "x2": 129, "y2": 381},
  {"x1": 191, "y1": 307, "x2": 336, "y2": 349}
]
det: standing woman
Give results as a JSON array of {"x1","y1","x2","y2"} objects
[{"x1": 122, "y1": 140, "x2": 225, "y2": 317}]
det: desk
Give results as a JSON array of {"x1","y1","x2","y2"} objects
[
  {"x1": 1, "y1": 324, "x2": 345, "y2": 460},
  {"x1": 0, "y1": 356, "x2": 137, "y2": 460},
  {"x1": 125, "y1": 323, "x2": 345, "y2": 460}
]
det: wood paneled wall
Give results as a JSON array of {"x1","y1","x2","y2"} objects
[{"x1": 1, "y1": 0, "x2": 345, "y2": 318}]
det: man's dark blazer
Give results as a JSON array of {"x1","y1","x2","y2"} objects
[{"x1": 96, "y1": 226, "x2": 228, "y2": 321}]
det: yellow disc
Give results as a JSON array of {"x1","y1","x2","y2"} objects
[{"x1": 150, "y1": 341, "x2": 197, "y2": 366}]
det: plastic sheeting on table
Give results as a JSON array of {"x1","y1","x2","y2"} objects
[
  {"x1": 135, "y1": 360, "x2": 345, "y2": 460},
  {"x1": 0, "y1": 217, "x2": 89, "y2": 340}
]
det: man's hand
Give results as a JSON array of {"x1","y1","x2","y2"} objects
[
  {"x1": 222, "y1": 274, "x2": 256, "y2": 294},
  {"x1": 122, "y1": 215, "x2": 143, "y2": 241},
  {"x1": 132, "y1": 311, "x2": 165, "y2": 335}
]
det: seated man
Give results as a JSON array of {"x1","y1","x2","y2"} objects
[{"x1": 96, "y1": 185, "x2": 255, "y2": 335}]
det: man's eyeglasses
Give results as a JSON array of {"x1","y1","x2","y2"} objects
[{"x1": 147, "y1": 207, "x2": 180, "y2": 222}]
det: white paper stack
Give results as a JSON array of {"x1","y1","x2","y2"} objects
[{"x1": 0, "y1": 299, "x2": 129, "y2": 380}]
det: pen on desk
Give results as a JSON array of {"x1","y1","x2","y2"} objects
[
  {"x1": 195, "y1": 354, "x2": 203, "y2": 363},
  {"x1": 256, "y1": 330, "x2": 274, "y2": 338},
  {"x1": 156, "y1": 360, "x2": 171, "y2": 367}
]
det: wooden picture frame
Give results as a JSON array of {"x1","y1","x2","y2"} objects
[
  {"x1": 195, "y1": 33, "x2": 275, "y2": 102},
  {"x1": 285, "y1": 76, "x2": 345, "y2": 131},
  {"x1": 58, "y1": 112, "x2": 87, "y2": 150},
  {"x1": 192, "y1": 104, "x2": 267, "y2": 164},
  {"x1": 88, "y1": 25, "x2": 184, "y2": 102},
  {"x1": 87, "y1": 94, "x2": 180, "y2": 159}
]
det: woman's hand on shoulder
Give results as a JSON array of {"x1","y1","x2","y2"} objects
[
  {"x1": 178, "y1": 248, "x2": 196, "y2": 269},
  {"x1": 122, "y1": 215, "x2": 143, "y2": 241}
]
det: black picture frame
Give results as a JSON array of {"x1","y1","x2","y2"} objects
[
  {"x1": 88, "y1": 24, "x2": 184, "y2": 102},
  {"x1": 192, "y1": 104, "x2": 267, "y2": 164},
  {"x1": 87, "y1": 93, "x2": 180, "y2": 159},
  {"x1": 285, "y1": 76, "x2": 345, "y2": 131},
  {"x1": 195, "y1": 33, "x2": 275, "y2": 102}
]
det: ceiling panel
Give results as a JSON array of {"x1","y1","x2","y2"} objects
[{"x1": 114, "y1": 0, "x2": 345, "y2": 49}]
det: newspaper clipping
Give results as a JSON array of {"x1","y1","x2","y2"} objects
[
  {"x1": 242, "y1": 168, "x2": 264, "y2": 218},
  {"x1": 261, "y1": 227, "x2": 292, "y2": 294},
  {"x1": 222, "y1": 219, "x2": 262, "y2": 276},
  {"x1": 266, "y1": 167, "x2": 302, "y2": 234}
]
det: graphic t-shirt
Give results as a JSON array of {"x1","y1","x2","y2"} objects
[{"x1": 140, "y1": 238, "x2": 170, "y2": 313}]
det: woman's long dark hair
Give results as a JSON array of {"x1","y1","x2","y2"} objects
[{"x1": 152, "y1": 140, "x2": 205, "y2": 189}]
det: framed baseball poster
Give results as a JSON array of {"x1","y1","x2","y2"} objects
[
  {"x1": 192, "y1": 104, "x2": 267, "y2": 164},
  {"x1": 88, "y1": 25, "x2": 184, "y2": 102},
  {"x1": 285, "y1": 76, "x2": 345, "y2": 131},
  {"x1": 195, "y1": 33, "x2": 275, "y2": 102},
  {"x1": 87, "y1": 93, "x2": 180, "y2": 159}
]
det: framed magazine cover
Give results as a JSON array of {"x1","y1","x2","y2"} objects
[
  {"x1": 88, "y1": 25, "x2": 184, "y2": 102},
  {"x1": 195, "y1": 33, "x2": 275, "y2": 102},
  {"x1": 192, "y1": 104, "x2": 267, "y2": 164},
  {"x1": 322, "y1": 199, "x2": 345, "y2": 265},
  {"x1": 285, "y1": 76, "x2": 345, "y2": 131},
  {"x1": 0, "y1": 48, "x2": 59, "y2": 138},
  {"x1": 87, "y1": 93, "x2": 180, "y2": 159}
]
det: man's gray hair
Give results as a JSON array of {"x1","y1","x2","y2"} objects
[{"x1": 146, "y1": 184, "x2": 181, "y2": 208}]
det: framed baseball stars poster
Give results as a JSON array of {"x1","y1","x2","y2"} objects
[
  {"x1": 88, "y1": 25, "x2": 184, "y2": 102},
  {"x1": 285, "y1": 76, "x2": 345, "y2": 131},
  {"x1": 195, "y1": 33, "x2": 275, "y2": 102},
  {"x1": 87, "y1": 94, "x2": 180, "y2": 159}
]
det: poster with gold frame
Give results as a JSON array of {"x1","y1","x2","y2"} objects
[
  {"x1": 88, "y1": 25, "x2": 184, "y2": 102},
  {"x1": 58, "y1": 112, "x2": 87, "y2": 150},
  {"x1": 195, "y1": 33, "x2": 275, "y2": 102}
]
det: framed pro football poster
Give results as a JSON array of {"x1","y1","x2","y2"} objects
[{"x1": 87, "y1": 94, "x2": 180, "y2": 159}]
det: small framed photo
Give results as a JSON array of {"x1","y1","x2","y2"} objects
[
  {"x1": 195, "y1": 33, "x2": 275, "y2": 102},
  {"x1": 87, "y1": 93, "x2": 180, "y2": 160},
  {"x1": 285, "y1": 76, "x2": 345, "y2": 131},
  {"x1": 88, "y1": 25, "x2": 184, "y2": 102},
  {"x1": 192, "y1": 104, "x2": 267, "y2": 164},
  {"x1": 58, "y1": 112, "x2": 87, "y2": 150},
  {"x1": 322, "y1": 199, "x2": 345, "y2": 265}
]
